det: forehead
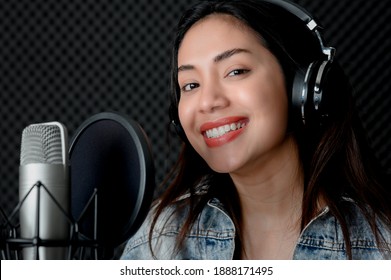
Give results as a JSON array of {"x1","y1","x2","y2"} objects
[
  {"x1": 191, "y1": 13, "x2": 250, "y2": 33},
  {"x1": 178, "y1": 14, "x2": 263, "y2": 61}
]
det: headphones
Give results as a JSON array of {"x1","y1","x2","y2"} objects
[{"x1": 171, "y1": 0, "x2": 348, "y2": 140}]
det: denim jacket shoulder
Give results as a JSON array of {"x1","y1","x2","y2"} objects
[
  {"x1": 121, "y1": 196, "x2": 391, "y2": 260},
  {"x1": 294, "y1": 200, "x2": 391, "y2": 259},
  {"x1": 121, "y1": 197, "x2": 236, "y2": 259}
]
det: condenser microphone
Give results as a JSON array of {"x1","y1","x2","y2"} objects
[{"x1": 19, "y1": 122, "x2": 70, "y2": 259}]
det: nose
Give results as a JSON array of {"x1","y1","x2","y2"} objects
[{"x1": 198, "y1": 79, "x2": 229, "y2": 113}]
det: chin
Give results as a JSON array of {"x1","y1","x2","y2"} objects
[{"x1": 206, "y1": 159, "x2": 242, "y2": 174}]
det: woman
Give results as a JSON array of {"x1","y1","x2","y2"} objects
[{"x1": 121, "y1": 0, "x2": 391, "y2": 259}]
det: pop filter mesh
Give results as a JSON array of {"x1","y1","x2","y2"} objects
[{"x1": 70, "y1": 113, "x2": 155, "y2": 250}]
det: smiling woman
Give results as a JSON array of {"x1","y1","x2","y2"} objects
[
  {"x1": 120, "y1": 0, "x2": 391, "y2": 260},
  {"x1": 177, "y1": 14, "x2": 289, "y2": 174}
]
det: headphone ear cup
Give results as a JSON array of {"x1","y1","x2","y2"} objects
[
  {"x1": 314, "y1": 60, "x2": 350, "y2": 123},
  {"x1": 292, "y1": 60, "x2": 339, "y2": 127},
  {"x1": 309, "y1": 60, "x2": 331, "y2": 126},
  {"x1": 292, "y1": 61, "x2": 318, "y2": 126}
]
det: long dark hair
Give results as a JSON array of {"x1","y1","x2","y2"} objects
[{"x1": 152, "y1": 0, "x2": 391, "y2": 259}]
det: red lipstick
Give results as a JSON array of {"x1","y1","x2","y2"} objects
[{"x1": 200, "y1": 116, "x2": 248, "y2": 148}]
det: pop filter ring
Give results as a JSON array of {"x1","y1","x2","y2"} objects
[{"x1": 69, "y1": 112, "x2": 155, "y2": 258}]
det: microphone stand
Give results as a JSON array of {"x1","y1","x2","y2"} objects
[{"x1": 0, "y1": 182, "x2": 110, "y2": 260}]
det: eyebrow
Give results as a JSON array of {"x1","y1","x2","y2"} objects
[
  {"x1": 178, "y1": 48, "x2": 250, "y2": 72},
  {"x1": 214, "y1": 48, "x2": 250, "y2": 63}
]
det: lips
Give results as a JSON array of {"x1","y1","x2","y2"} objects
[
  {"x1": 200, "y1": 116, "x2": 248, "y2": 147},
  {"x1": 204, "y1": 120, "x2": 247, "y2": 138}
]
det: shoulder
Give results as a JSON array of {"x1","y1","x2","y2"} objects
[
  {"x1": 295, "y1": 199, "x2": 391, "y2": 259},
  {"x1": 119, "y1": 201, "x2": 175, "y2": 260},
  {"x1": 344, "y1": 200, "x2": 391, "y2": 258},
  {"x1": 120, "y1": 196, "x2": 235, "y2": 260}
]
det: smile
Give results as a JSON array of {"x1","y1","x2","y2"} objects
[{"x1": 204, "y1": 121, "x2": 247, "y2": 139}]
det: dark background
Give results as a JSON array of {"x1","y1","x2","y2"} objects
[{"x1": 1, "y1": 0, "x2": 390, "y2": 229}]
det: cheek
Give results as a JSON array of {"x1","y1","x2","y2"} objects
[
  {"x1": 256, "y1": 72, "x2": 288, "y2": 125},
  {"x1": 178, "y1": 99, "x2": 196, "y2": 137},
  {"x1": 244, "y1": 75, "x2": 289, "y2": 144},
  {"x1": 177, "y1": 100, "x2": 188, "y2": 127},
  {"x1": 258, "y1": 93, "x2": 289, "y2": 138},
  {"x1": 178, "y1": 98, "x2": 207, "y2": 152}
]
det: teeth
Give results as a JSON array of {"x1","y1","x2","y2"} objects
[{"x1": 205, "y1": 121, "x2": 246, "y2": 138}]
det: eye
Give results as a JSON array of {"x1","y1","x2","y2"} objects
[
  {"x1": 226, "y1": 69, "x2": 250, "y2": 77},
  {"x1": 181, "y1": 82, "x2": 199, "y2": 93}
]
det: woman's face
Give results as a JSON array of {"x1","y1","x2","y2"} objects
[{"x1": 177, "y1": 14, "x2": 290, "y2": 174}]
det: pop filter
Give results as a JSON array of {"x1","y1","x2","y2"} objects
[{"x1": 69, "y1": 112, "x2": 155, "y2": 258}]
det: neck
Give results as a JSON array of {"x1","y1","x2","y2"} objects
[
  {"x1": 230, "y1": 135, "x2": 304, "y2": 217},
  {"x1": 229, "y1": 135, "x2": 304, "y2": 259}
]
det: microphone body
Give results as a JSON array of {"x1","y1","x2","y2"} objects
[{"x1": 19, "y1": 122, "x2": 70, "y2": 259}]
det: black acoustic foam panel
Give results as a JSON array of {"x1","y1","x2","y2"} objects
[{"x1": 1, "y1": 0, "x2": 390, "y2": 219}]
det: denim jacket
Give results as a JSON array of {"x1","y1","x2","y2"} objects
[{"x1": 121, "y1": 188, "x2": 391, "y2": 260}]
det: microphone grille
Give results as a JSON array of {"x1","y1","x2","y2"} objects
[{"x1": 20, "y1": 123, "x2": 63, "y2": 165}]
